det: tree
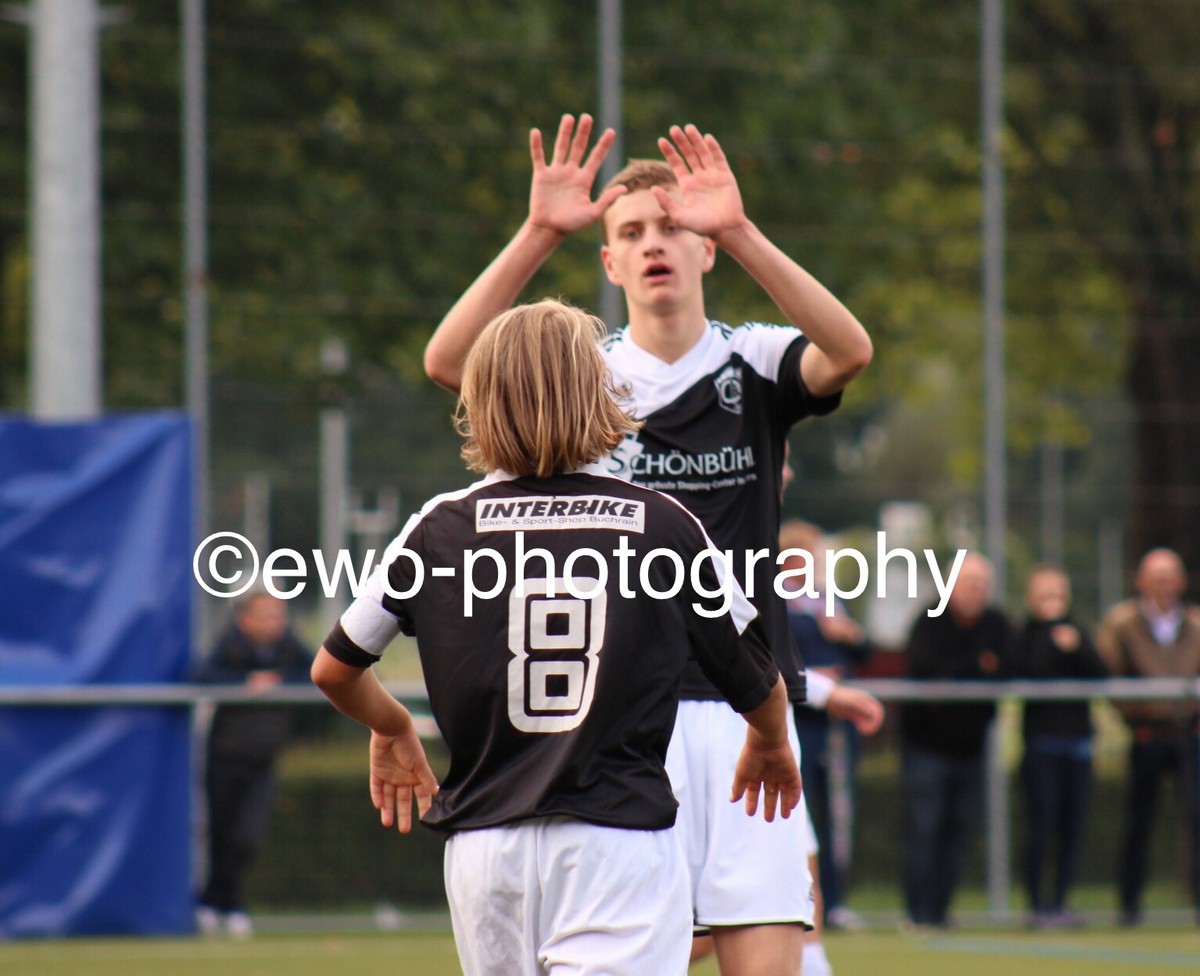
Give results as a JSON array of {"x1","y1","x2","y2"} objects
[
  {"x1": 1009, "y1": 0, "x2": 1200, "y2": 580},
  {"x1": 6, "y1": 0, "x2": 1189, "y2": 601}
]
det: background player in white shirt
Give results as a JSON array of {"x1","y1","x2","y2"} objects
[
  {"x1": 424, "y1": 114, "x2": 873, "y2": 976},
  {"x1": 312, "y1": 299, "x2": 803, "y2": 976}
]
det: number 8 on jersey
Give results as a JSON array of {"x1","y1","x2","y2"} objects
[{"x1": 507, "y1": 577, "x2": 606, "y2": 733}]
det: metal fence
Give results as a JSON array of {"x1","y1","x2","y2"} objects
[{"x1": 5, "y1": 676, "x2": 1199, "y2": 921}]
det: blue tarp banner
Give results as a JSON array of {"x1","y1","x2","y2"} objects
[{"x1": 0, "y1": 414, "x2": 194, "y2": 936}]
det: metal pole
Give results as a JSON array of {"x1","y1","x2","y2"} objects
[
  {"x1": 242, "y1": 472, "x2": 271, "y2": 559},
  {"x1": 596, "y1": 0, "x2": 623, "y2": 331},
  {"x1": 981, "y1": 0, "x2": 1009, "y2": 922},
  {"x1": 984, "y1": 715, "x2": 1011, "y2": 923},
  {"x1": 320, "y1": 407, "x2": 349, "y2": 608},
  {"x1": 320, "y1": 339, "x2": 350, "y2": 613},
  {"x1": 981, "y1": 0, "x2": 1006, "y2": 598},
  {"x1": 29, "y1": 0, "x2": 102, "y2": 419},
  {"x1": 1098, "y1": 518, "x2": 1124, "y2": 616},
  {"x1": 182, "y1": 0, "x2": 211, "y2": 649},
  {"x1": 1040, "y1": 435, "x2": 1064, "y2": 565}
]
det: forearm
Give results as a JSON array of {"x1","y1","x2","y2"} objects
[
  {"x1": 740, "y1": 675, "x2": 790, "y2": 748},
  {"x1": 311, "y1": 648, "x2": 415, "y2": 736},
  {"x1": 423, "y1": 219, "x2": 565, "y2": 391},
  {"x1": 716, "y1": 218, "x2": 871, "y2": 395}
]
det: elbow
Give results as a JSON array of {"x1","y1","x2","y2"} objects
[
  {"x1": 310, "y1": 651, "x2": 334, "y2": 692},
  {"x1": 828, "y1": 332, "x2": 873, "y2": 390},
  {"x1": 311, "y1": 648, "x2": 355, "y2": 694},
  {"x1": 423, "y1": 342, "x2": 462, "y2": 393},
  {"x1": 843, "y1": 330, "x2": 874, "y2": 380}
]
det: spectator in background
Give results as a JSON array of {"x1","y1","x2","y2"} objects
[
  {"x1": 1097, "y1": 548, "x2": 1200, "y2": 927},
  {"x1": 1013, "y1": 565, "x2": 1107, "y2": 930},
  {"x1": 193, "y1": 591, "x2": 313, "y2": 937},
  {"x1": 780, "y1": 518, "x2": 873, "y2": 931},
  {"x1": 899, "y1": 552, "x2": 1011, "y2": 930}
]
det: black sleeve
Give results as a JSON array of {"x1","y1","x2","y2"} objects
[
  {"x1": 682, "y1": 524, "x2": 780, "y2": 713},
  {"x1": 321, "y1": 621, "x2": 379, "y2": 670},
  {"x1": 689, "y1": 614, "x2": 779, "y2": 715},
  {"x1": 777, "y1": 335, "x2": 844, "y2": 425}
]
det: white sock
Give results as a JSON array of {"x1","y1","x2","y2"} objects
[{"x1": 801, "y1": 940, "x2": 833, "y2": 976}]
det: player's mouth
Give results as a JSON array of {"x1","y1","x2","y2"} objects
[{"x1": 643, "y1": 262, "x2": 672, "y2": 283}]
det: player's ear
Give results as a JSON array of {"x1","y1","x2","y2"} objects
[{"x1": 700, "y1": 236, "x2": 717, "y2": 273}]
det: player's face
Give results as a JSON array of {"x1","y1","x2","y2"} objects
[{"x1": 600, "y1": 190, "x2": 715, "y2": 316}]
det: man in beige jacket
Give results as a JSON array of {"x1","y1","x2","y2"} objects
[{"x1": 1097, "y1": 548, "x2": 1200, "y2": 926}]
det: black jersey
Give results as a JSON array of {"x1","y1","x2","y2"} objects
[
  {"x1": 323, "y1": 464, "x2": 779, "y2": 835},
  {"x1": 600, "y1": 320, "x2": 840, "y2": 702}
]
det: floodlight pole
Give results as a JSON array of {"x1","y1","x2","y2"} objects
[
  {"x1": 982, "y1": 0, "x2": 1007, "y2": 600},
  {"x1": 981, "y1": 0, "x2": 1010, "y2": 923},
  {"x1": 596, "y1": 0, "x2": 623, "y2": 332},
  {"x1": 183, "y1": 0, "x2": 208, "y2": 533},
  {"x1": 182, "y1": 0, "x2": 212, "y2": 649},
  {"x1": 27, "y1": 0, "x2": 102, "y2": 419}
]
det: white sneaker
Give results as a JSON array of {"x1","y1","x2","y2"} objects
[
  {"x1": 802, "y1": 941, "x2": 834, "y2": 976},
  {"x1": 195, "y1": 905, "x2": 221, "y2": 936},
  {"x1": 826, "y1": 905, "x2": 868, "y2": 931},
  {"x1": 225, "y1": 911, "x2": 254, "y2": 939}
]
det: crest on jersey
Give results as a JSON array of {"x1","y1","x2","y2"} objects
[{"x1": 713, "y1": 363, "x2": 743, "y2": 415}]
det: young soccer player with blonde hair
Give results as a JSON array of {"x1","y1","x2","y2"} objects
[{"x1": 313, "y1": 297, "x2": 802, "y2": 976}]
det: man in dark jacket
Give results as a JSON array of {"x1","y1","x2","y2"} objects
[
  {"x1": 899, "y1": 552, "x2": 1011, "y2": 929},
  {"x1": 194, "y1": 591, "x2": 312, "y2": 936}
]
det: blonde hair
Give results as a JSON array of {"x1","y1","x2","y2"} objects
[
  {"x1": 600, "y1": 159, "x2": 678, "y2": 243},
  {"x1": 455, "y1": 299, "x2": 641, "y2": 478},
  {"x1": 603, "y1": 158, "x2": 678, "y2": 196}
]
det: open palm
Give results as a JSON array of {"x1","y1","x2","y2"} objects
[
  {"x1": 528, "y1": 113, "x2": 627, "y2": 236},
  {"x1": 369, "y1": 728, "x2": 439, "y2": 834},
  {"x1": 652, "y1": 124, "x2": 747, "y2": 239}
]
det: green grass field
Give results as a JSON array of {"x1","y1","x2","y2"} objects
[{"x1": 4, "y1": 927, "x2": 1199, "y2": 976}]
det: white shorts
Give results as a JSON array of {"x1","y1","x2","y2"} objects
[
  {"x1": 444, "y1": 817, "x2": 691, "y2": 976},
  {"x1": 666, "y1": 700, "x2": 815, "y2": 928},
  {"x1": 804, "y1": 801, "x2": 819, "y2": 856}
]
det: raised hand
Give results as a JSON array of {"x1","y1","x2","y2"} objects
[
  {"x1": 369, "y1": 727, "x2": 440, "y2": 834},
  {"x1": 652, "y1": 124, "x2": 748, "y2": 240},
  {"x1": 528, "y1": 113, "x2": 628, "y2": 236}
]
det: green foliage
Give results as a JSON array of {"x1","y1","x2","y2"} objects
[
  {"x1": 5, "y1": 1, "x2": 1194, "y2": 581},
  {"x1": 0, "y1": 21, "x2": 28, "y2": 407},
  {"x1": 250, "y1": 743, "x2": 1191, "y2": 910}
]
